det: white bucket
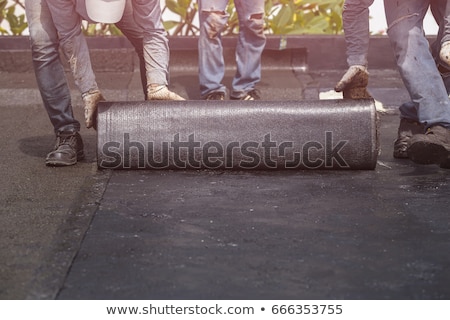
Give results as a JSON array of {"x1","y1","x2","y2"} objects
[{"x1": 85, "y1": 0, "x2": 126, "y2": 24}]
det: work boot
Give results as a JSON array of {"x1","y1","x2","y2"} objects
[
  {"x1": 335, "y1": 65, "x2": 372, "y2": 99},
  {"x1": 231, "y1": 89, "x2": 261, "y2": 101},
  {"x1": 205, "y1": 91, "x2": 225, "y2": 100},
  {"x1": 46, "y1": 131, "x2": 84, "y2": 166},
  {"x1": 82, "y1": 89, "x2": 105, "y2": 129},
  {"x1": 439, "y1": 41, "x2": 450, "y2": 69},
  {"x1": 147, "y1": 85, "x2": 185, "y2": 101},
  {"x1": 393, "y1": 118, "x2": 424, "y2": 159},
  {"x1": 407, "y1": 125, "x2": 450, "y2": 166}
]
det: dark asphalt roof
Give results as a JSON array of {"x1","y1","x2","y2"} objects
[{"x1": 0, "y1": 36, "x2": 449, "y2": 300}]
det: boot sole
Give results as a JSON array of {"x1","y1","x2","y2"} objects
[
  {"x1": 46, "y1": 159, "x2": 77, "y2": 167},
  {"x1": 45, "y1": 152, "x2": 84, "y2": 167},
  {"x1": 407, "y1": 141, "x2": 448, "y2": 165}
]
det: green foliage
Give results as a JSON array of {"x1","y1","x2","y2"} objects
[
  {"x1": 162, "y1": 0, "x2": 198, "y2": 35},
  {"x1": 0, "y1": 0, "x2": 343, "y2": 36},
  {"x1": 1, "y1": 0, "x2": 27, "y2": 35},
  {"x1": 162, "y1": 0, "x2": 343, "y2": 35},
  {"x1": 265, "y1": 0, "x2": 344, "y2": 35},
  {"x1": 81, "y1": 22, "x2": 123, "y2": 36}
]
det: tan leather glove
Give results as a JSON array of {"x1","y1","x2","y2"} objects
[
  {"x1": 82, "y1": 89, "x2": 105, "y2": 129},
  {"x1": 335, "y1": 65, "x2": 372, "y2": 99}
]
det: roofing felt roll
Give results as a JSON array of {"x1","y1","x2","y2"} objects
[{"x1": 97, "y1": 99, "x2": 378, "y2": 170}]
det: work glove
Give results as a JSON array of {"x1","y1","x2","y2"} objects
[
  {"x1": 335, "y1": 65, "x2": 372, "y2": 99},
  {"x1": 440, "y1": 41, "x2": 450, "y2": 69},
  {"x1": 82, "y1": 89, "x2": 105, "y2": 130}
]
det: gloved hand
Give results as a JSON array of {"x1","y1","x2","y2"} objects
[
  {"x1": 335, "y1": 65, "x2": 369, "y2": 92},
  {"x1": 440, "y1": 41, "x2": 450, "y2": 69},
  {"x1": 82, "y1": 89, "x2": 105, "y2": 130},
  {"x1": 335, "y1": 65, "x2": 372, "y2": 99}
]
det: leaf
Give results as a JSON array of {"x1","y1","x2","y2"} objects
[
  {"x1": 178, "y1": 0, "x2": 192, "y2": 9},
  {"x1": 108, "y1": 24, "x2": 123, "y2": 36},
  {"x1": 166, "y1": 0, "x2": 187, "y2": 17},
  {"x1": 273, "y1": 5, "x2": 293, "y2": 30},
  {"x1": 162, "y1": 20, "x2": 179, "y2": 31}
]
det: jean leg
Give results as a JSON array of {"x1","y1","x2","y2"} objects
[
  {"x1": 46, "y1": 0, "x2": 98, "y2": 94},
  {"x1": 342, "y1": 0, "x2": 374, "y2": 67},
  {"x1": 115, "y1": 0, "x2": 147, "y2": 97},
  {"x1": 384, "y1": 0, "x2": 450, "y2": 129},
  {"x1": 441, "y1": 0, "x2": 450, "y2": 44},
  {"x1": 429, "y1": 0, "x2": 450, "y2": 93},
  {"x1": 430, "y1": 0, "x2": 447, "y2": 58},
  {"x1": 24, "y1": 0, "x2": 80, "y2": 133},
  {"x1": 131, "y1": 0, "x2": 169, "y2": 86},
  {"x1": 231, "y1": 0, "x2": 266, "y2": 98},
  {"x1": 399, "y1": 101, "x2": 421, "y2": 123},
  {"x1": 198, "y1": 0, "x2": 229, "y2": 97}
]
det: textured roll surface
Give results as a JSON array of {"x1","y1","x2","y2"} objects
[{"x1": 97, "y1": 99, "x2": 378, "y2": 170}]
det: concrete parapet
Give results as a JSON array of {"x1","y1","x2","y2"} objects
[{"x1": 0, "y1": 35, "x2": 404, "y2": 73}]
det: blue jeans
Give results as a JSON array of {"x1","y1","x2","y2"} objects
[
  {"x1": 44, "y1": 0, "x2": 99, "y2": 95},
  {"x1": 24, "y1": 0, "x2": 81, "y2": 133},
  {"x1": 440, "y1": 0, "x2": 450, "y2": 45},
  {"x1": 384, "y1": 0, "x2": 450, "y2": 129},
  {"x1": 127, "y1": 0, "x2": 170, "y2": 86},
  {"x1": 50, "y1": 0, "x2": 169, "y2": 87},
  {"x1": 24, "y1": 0, "x2": 150, "y2": 133},
  {"x1": 429, "y1": 0, "x2": 450, "y2": 92},
  {"x1": 198, "y1": 0, "x2": 266, "y2": 98},
  {"x1": 342, "y1": 0, "x2": 374, "y2": 67},
  {"x1": 115, "y1": 0, "x2": 147, "y2": 95},
  {"x1": 75, "y1": 0, "x2": 149, "y2": 96}
]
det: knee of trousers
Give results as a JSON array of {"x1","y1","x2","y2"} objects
[
  {"x1": 201, "y1": 10, "x2": 229, "y2": 39},
  {"x1": 242, "y1": 12, "x2": 265, "y2": 35},
  {"x1": 386, "y1": 12, "x2": 422, "y2": 37}
]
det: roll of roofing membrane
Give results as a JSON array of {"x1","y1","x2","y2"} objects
[{"x1": 97, "y1": 99, "x2": 378, "y2": 170}]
